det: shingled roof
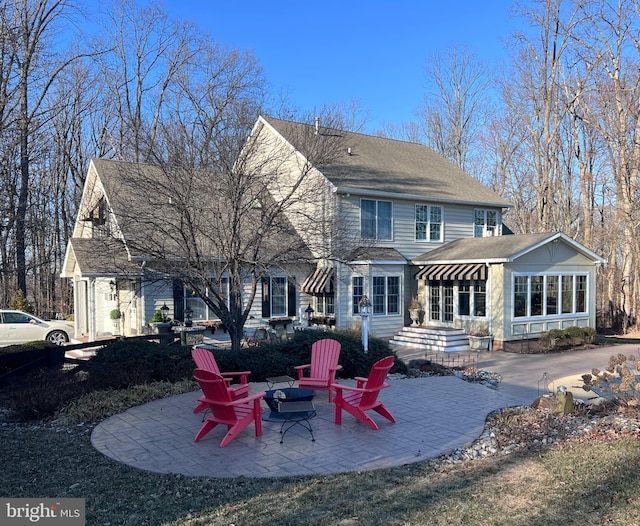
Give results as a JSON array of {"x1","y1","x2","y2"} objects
[
  {"x1": 261, "y1": 116, "x2": 512, "y2": 208},
  {"x1": 412, "y1": 232, "x2": 605, "y2": 265}
]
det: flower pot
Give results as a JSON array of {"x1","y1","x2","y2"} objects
[
  {"x1": 468, "y1": 335, "x2": 492, "y2": 351},
  {"x1": 409, "y1": 308, "x2": 420, "y2": 326}
]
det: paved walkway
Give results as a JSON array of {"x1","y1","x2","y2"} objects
[{"x1": 90, "y1": 343, "x2": 635, "y2": 479}]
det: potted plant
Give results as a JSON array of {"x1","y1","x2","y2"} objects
[
  {"x1": 468, "y1": 327, "x2": 492, "y2": 351},
  {"x1": 149, "y1": 309, "x2": 171, "y2": 334},
  {"x1": 110, "y1": 309, "x2": 122, "y2": 334},
  {"x1": 408, "y1": 297, "x2": 421, "y2": 326}
]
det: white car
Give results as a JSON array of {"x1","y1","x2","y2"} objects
[{"x1": 0, "y1": 310, "x2": 74, "y2": 346}]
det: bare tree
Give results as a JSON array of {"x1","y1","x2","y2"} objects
[
  {"x1": 418, "y1": 44, "x2": 492, "y2": 175},
  {"x1": 571, "y1": 0, "x2": 640, "y2": 331},
  {"x1": 91, "y1": 0, "x2": 198, "y2": 161},
  {"x1": 2, "y1": 0, "x2": 87, "y2": 299},
  {"x1": 100, "y1": 114, "x2": 348, "y2": 351}
]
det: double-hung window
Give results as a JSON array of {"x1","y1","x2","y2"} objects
[
  {"x1": 352, "y1": 276, "x2": 364, "y2": 314},
  {"x1": 474, "y1": 209, "x2": 499, "y2": 237},
  {"x1": 372, "y1": 276, "x2": 400, "y2": 315},
  {"x1": 270, "y1": 277, "x2": 287, "y2": 317},
  {"x1": 361, "y1": 199, "x2": 392, "y2": 240},
  {"x1": 415, "y1": 204, "x2": 443, "y2": 242},
  {"x1": 185, "y1": 277, "x2": 230, "y2": 320}
]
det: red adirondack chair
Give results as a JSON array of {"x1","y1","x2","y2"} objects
[
  {"x1": 294, "y1": 338, "x2": 342, "y2": 402},
  {"x1": 192, "y1": 346, "x2": 251, "y2": 413},
  {"x1": 332, "y1": 355, "x2": 396, "y2": 430},
  {"x1": 193, "y1": 369, "x2": 265, "y2": 447}
]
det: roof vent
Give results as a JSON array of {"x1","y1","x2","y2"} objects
[
  {"x1": 314, "y1": 117, "x2": 319, "y2": 135},
  {"x1": 347, "y1": 147, "x2": 352, "y2": 155}
]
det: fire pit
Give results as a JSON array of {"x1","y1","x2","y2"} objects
[{"x1": 263, "y1": 388, "x2": 315, "y2": 421}]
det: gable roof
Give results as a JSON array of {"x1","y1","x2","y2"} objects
[
  {"x1": 64, "y1": 158, "x2": 316, "y2": 278},
  {"x1": 62, "y1": 238, "x2": 142, "y2": 277},
  {"x1": 412, "y1": 232, "x2": 606, "y2": 265},
  {"x1": 260, "y1": 116, "x2": 512, "y2": 208}
]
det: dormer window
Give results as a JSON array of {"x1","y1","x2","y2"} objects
[{"x1": 474, "y1": 209, "x2": 500, "y2": 237}]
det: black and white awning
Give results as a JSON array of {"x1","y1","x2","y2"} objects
[
  {"x1": 415, "y1": 263, "x2": 486, "y2": 281},
  {"x1": 301, "y1": 267, "x2": 335, "y2": 294}
]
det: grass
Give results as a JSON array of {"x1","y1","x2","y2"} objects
[
  {"x1": 3, "y1": 335, "x2": 640, "y2": 525},
  {"x1": 2, "y1": 423, "x2": 640, "y2": 525}
]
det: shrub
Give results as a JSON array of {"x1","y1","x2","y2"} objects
[
  {"x1": 564, "y1": 325, "x2": 586, "y2": 340},
  {"x1": 1, "y1": 331, "x2": 406, "y2": 422},
  {"x1": 1, "y1": 367, "x2": 89, "y2": 421},
  {"x1": 548, "y1": 329, "x2": 566, "y2": 340},
  {"x1": 212, "y1": 329, "x2": 406, "y2": 382},
  {"x1": 86, "y1": 340, "x2": 193, "y2": 389},
  {"x1": 110, "y1": 309, "x2": 122, "y2": 320},
  {"x1": 55, "y1": 380, "x2": 197, "y2": 425}
]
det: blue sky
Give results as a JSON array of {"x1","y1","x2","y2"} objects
[{"x1": 168, "y1": 1, "x2": 516, "y2": 132}]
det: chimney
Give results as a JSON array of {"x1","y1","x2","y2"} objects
[{"x1": 315, "y1": 117, "x2": 319, "y2": 135}]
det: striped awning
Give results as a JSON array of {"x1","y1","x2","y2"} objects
[
  {"x1": 301, "y1": 267, "x2": 335, "y2": 294},
  {"x1": 415, "y1": 263, "x2": 487, "y2": 281}
]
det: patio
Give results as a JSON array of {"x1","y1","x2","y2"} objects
[{"x1": 90, "y1": 374, "x2": 526, "y2": 479}]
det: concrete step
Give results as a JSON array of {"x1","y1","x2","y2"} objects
[{"x1": 389, "y1": 326, "x2": 471, "y2": 353}]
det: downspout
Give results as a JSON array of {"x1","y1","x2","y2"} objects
[{"x1": 140, "y1": 261, "x2": 147, "y2": 328}]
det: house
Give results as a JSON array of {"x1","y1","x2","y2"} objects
[{"x1": 61, "y1": 116, "x2": 605, "y2": 350}]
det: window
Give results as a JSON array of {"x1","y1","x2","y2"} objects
[
  {"x1": 474, "y1": 209, "x2": 499, "y2": 237},
  {"x1": 372, "y1": 276, "x2": 400, "y2": 315},
  {"x1": 513, "y1": 274, "x2": 588, "y2": 318},
  {"x1": 576, "y1": 275, "x2": 587, "y2": 312},
  {"x1": 315, "y1": 294, "x2": 335, "y2": 316},
  {"x1": 352, "y1": 276, "x2": 364, "y2": 314},
  {"x1": 430, "y1": 282, "x2": 440, "y2": 321},
  {"x1": 531, "y1": 276, "x2": 544, "y2": 316},
  {"x1": 2, "y1": 312, "x2": 33, "y2": 323},
  {"x1": 455, "y1": 280, "x2": 487, "y2": 318},
  {"x1": 562, "y1": 276, "x2": 573, "y2": 314},
  {"x1": 546, "y1": 276, "x2": 558, "y2": 315},
  {"x1": 185, "y1": 278, "x2": 230, "y2": 320},
  {"x1": 361, "y1": 199, "x2": 392, "y2": 240},
  {"x1": 458, "y1": 281, "x2": 471, "y2": 316},
  {"x1": 261, "y1": 276, "x2": 295, "y2": 318},
  {"x1": 415, "y1": 204, "x2": 443, "y2": 242},
  {"x1": 271, "y1": 277, "x2": 287, "y2": 317},
  {"x1": 514, "y1": 276, "x2": 528, "y2": 317},
  {"x1": 474, "y1": 282, "x2": 486, "y2": 317}
]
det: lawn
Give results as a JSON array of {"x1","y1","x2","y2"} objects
[
  {"x1": 3, "y1": 335, "x2": 640, "y2": 525},
  {"x1": 3, "y1": 409, "x2": 640, "y2": 525}
]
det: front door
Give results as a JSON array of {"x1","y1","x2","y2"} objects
[{"x1": 428, "y1": 280, "x2": 455, "y2": 327}]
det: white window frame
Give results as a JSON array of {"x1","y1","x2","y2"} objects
[
  {"x1": 270, "y1": 276, "x2": 288, "y2": 317},
  {"x1": 185, "y1": 277, "x2": 230, "y2": 321},
  {"x1": 415, "y1": 204, "x2": 443, "y2": 242},
  {"x1": 352, "y1": 276, "x2": 364, "y2": 314},
  {"x1": 372, "y1": 276, "x2": 400, "y2": 316},
  {"x1": 474, "y1": 209, "x2": 500, "y2": 238},
  {"x1": 512, "y1": 273, "x2": 589, "y2": 319},
  {"x1": 361, "y1": 199, "x2": 393, "y2": 240}
]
